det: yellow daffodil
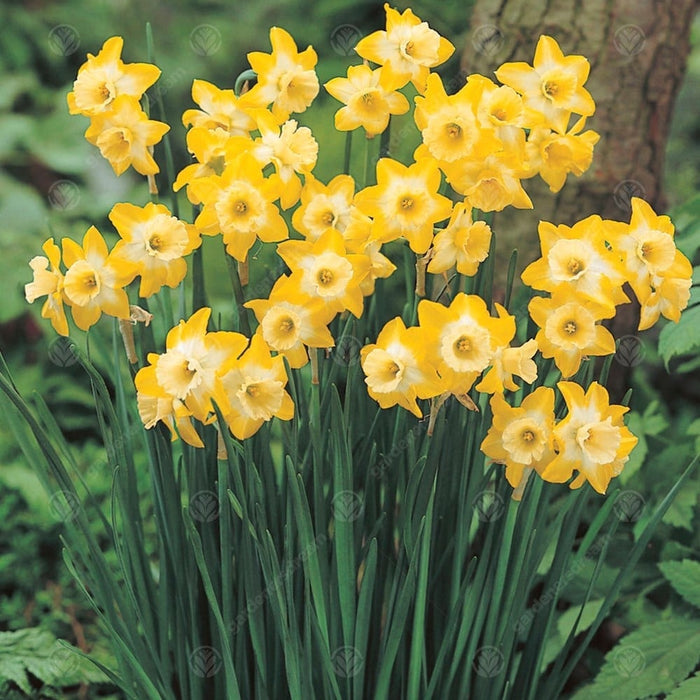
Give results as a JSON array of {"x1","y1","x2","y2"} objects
[
  {"x1": 476, "y1": 339, "x2": 539, "y2": 394},
  {"x1": 325, "y1": 64, "x2": 409, "y2": 137},
  {"x1": 354, "y1": 157, "x2": 452, "y2": 253},
  {"x1": 277, "y1": 229, "x2": 370, "y2": 317},
  {"x1": 220, "y1": 334, "x2": 294, "y2": 440},
  {"x1": 521, "y1": 216, "x2": 629, "y2": 312},
  {"x1": 291, "y1": 173, "x2": 356, "y2": 241},
  {"x1": 245, "y1": 275, "x2": 336, "y2": 368},
  {"x1": 481, "y1": 387, "x2": 556, "y2": 490},
  {"x1": 173, "y1": 127, "x2": 233, "y2": 203},
  {"x1": 182, "y1": 79, "x2": 257, "y2": 135},
  {"x1": 427, "y1": 201, "x2": 492, "y2": 276},
  {"x1": 526, "y1": 116, "x2": 599, "y2": 191},
  {"x1": 355, "y1": 4, "x2": 454, "y2": 93},
  {"x1": 109, "y1": 202, "x2": 201, "y2": 298},
  {"x1": 495, "y1": 35, "x2": 595, "y2": 134},
  {"x1": 418, "y1": 293, "x2": 515, "y2": 396},
  {"x1": 414, "y1": 74, "x2": 501, "y2": 163},
  {"x1": 188, "y1": 152, "x2": 288, "y2": 262},
  {"x1": 67, "y1": 36, "x2": 160, "y2": 117},
  {"x1": 440, "y1": 152, "x2": 533, "y2": 212},
  {"x1": 542, "y1": 381, "x2": 638, "y2": 494},
  {"x1": 361, "y1": 317, "x2": 442, "y2": 417},
  {"x1": 638, "y1": 271, "x2": 693, "y2": 331},
  {"x1": 351, "y1": 238, "x2": 397, "y2": 296},
  {"x1": 84, "y1": 95, "x2": 169, "y2": 176},
  {"x1": 142, "y1": 307, "x2": 248, "y2": 423},
  {"x1": 25, "y1": 238, "x2": 69, "y2": 336},
  {"x1": 246, "y1": 27, "x2": 320, "y2": 120},
  {"x1": 62, "y1": 226, "x2": 131, "y2": 330},
  {"x1": 528, "y1": 292, "x2": 615, "y2": 378},
  {"x1": 246, "y1": 109, "x2": 318, "y2": 209}
]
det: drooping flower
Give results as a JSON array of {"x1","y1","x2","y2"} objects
[
  {"x1": 67, "y1": 36, "x2": 160, "y2": 117},
  {"x1": 360, "y1": 317, "x2": 442, "y2": 417},
  {"x1": 528, "y1": 292, "x2": 616, "y2": 378},
  {"x1": 84, "y1": 95, "x2": 170, "y2": 176},
  {"x1": 325, "y1": 64, "x2": 409, "y2": 137},
  {"x1": 495, "y1": 35, "x2": 595, "y2": 133},
  {"x1": 476, "y1": 339, "x2": 539, "y2": 394},
  {"x1": 354, "y1": 157, "x2": 452, "y2": 253},
  {"x1": 182, "y1": 79, "x2": 257, "y2": 135},
  {"x1": 427, "y1": 201, "x2": 492, "y2": 276},
  {"x1": 542, "y1": 381, "x2": 638, "y2": 494},
  {"x1": 61, "y1": 226, "x2": 131, "y2": 330},
  {"x1": 246, "y1": 27, "x2": 320, "y2": 120},
  {"x1": 109, "y1": 202, "x2": 201, "y2": 297},
  {"x1": 188, "y1": 152, "x2": 288, "y2": 262},
  {"x1": 355, "y1": 4, "x2": 455, "y2": 93},
  {"x1": 25, "y1": 238, "x2": 69, "y2": 336},
  {"x1": 481, "y1": 387, "x2": 556, "y2": 490}
]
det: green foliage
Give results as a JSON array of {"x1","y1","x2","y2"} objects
[{"x1": 658, "y1": 560, "x2": 700, "y2": 609}]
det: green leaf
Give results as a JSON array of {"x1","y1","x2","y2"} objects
[
  {"x1": 658, "y1": 560, "x2": 700, "y2": 609},
  {"x1": 573, "y1": 618, "x2": 700, "y2": 700},
  {"x1": 542, "y1": 600, "x2": 606, "y2": 668},
  {"x1": 668, "y1": 674, "x2": 700, "y2": 698},
  {"x1": 658, "y1": 305, "x2": 700, "y2": 368},
  {"x1": 662, "y1": 487, "x2": 698, "y2": 531}
]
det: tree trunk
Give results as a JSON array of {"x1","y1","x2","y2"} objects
[{"x1": 461, "y1": 0, "x2": 698, "y2": 396}]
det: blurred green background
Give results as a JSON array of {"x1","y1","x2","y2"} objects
[{"x1": 0, "y1": 0, "x2": 698, "y2": 697}]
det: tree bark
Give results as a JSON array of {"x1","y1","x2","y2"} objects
[{"x1": 461, "y1": 0, "x2": 698, "y2": 396}]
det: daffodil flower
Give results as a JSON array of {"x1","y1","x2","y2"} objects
[
  {"x1": 25, "y1": 238, "x2": 69, "y2": 336},
  {"x1": 182, "y1": 79, "x2": 257, "y2": 135}
]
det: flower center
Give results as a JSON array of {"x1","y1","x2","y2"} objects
[
  {"x1": 542, "y1": 80, "x2": 559, "y2": 99},
  {"x1": 400, "y1": 196, "x2": 414, "y2": 210},
  {"x1": 279, "y1": 316, "x2": 295, "y2": 333},
  {"x1": 234, "y1": 200, "x2": 248, "y2": 214},
  {"x1": 446, "y1": 122, "x2": 462, "y2": 138},
  {"x1": 403, "y1": 40, "x2": 415, "y2": 56},
  {"x1": 492, "y1": 108, "x2": 508, "y2": 121},
  {"x1": 317, "y1": 268, "x2": 334, "y2": 286},
  {"x1": 361, "y1": 92, "x2": 375, "y2": 104},
  {"x1": 522, "y1": 429, "x2": 535, "y2": 443},
  {"x1": 563, "y1": 320, "x2": 577, "y2": 335},
  {"x1": 147, "y1": 234, "x2": 162, "y2": 254},
  {"x1": 321, "y1": 210, "x2": 335, "y2": 226},
  {"x1": 246, "y1": 383, "x2": 260, "y2": 398},
  {"x1": 454, "y1": 335, "x2": 472, "y2": 355},
  {"x1": 567, "y1": 258, "x2": 583, "y2": 275}
]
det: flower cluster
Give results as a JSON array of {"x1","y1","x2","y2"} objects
[{"x1": 25, "y1": 5, "x2": 693, "y2": 493}]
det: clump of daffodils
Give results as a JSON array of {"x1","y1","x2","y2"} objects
[{"x1": 26, "y1": 5, "x2": 692, "y2": 498}]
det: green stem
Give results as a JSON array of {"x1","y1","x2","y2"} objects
[
  {"x1": 343, "y1": 130, "x2": 353, "y2": 176},
  {"x1": 226, "y1": 254, "x2": 252, "y2": 336}
]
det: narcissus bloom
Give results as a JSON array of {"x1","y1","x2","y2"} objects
[
  {"x1": 529, "y1": 293, "x2": 615, "y2": 378},
  {"x1": 354, "y1": 157, "x2": 452, "y2": 253},
  {"x1": 521, "y1": 216, "x2": 629, "y2": 312},
  {"x1": 325, "y1": 64, "x2": 409, "y2": 137},
  {"x1": 291, "y1": 173, "x2": 356, "y2": 241},
  {"x1": 109, "y1": 202, "x2": 201, "y2": 297},
  {"x1": 25, "y1": 238, "x2": 69, "y2": 336},
  {"x1": 220, "y1": 334, "x2": 294, "y2": 440},
  {"x1": 246, "y1": 27, "x2": 320, "y2": 120},
  {"x1": 61, "y1": 226, "x2": 131, "y2": 331},
  {"x1": 143, "y1": 307, "x2": 248, "y2": 423},
  {"x1": 182, "y1": 79, "x2": 257, "y2": 135},
  {"x1": 189, "y1": 152, "x2": 288, "y2": 262},
  {"x1": 427, "y1": 201, "x2": 492, "y2": 276},
  {"x1": 542, "y1": 381, "x2": 638, "y2": 494},
  {"x1": 277, "y1": 229, "x2": 370, "y2": 317},
  {"x1": 67, "y1": 36, "x2": 160, "y2": 117},
  {"x1": 481, "y1": 387, "x2": 556, "y2": 490},
  {"x1": 173, "y1": 127, "x2": 231, "y2": 204},
  {"x1": 360, "y1": 317, "x2": 442, "y2": 417},
  {"x1": 418, "y1": 294, "x2": 515, "y2": 396},
  {"x1": 495, "y1": 35, "x2": 595, "y2": 134},
  {"x1": 245, "y1": 275, "x2": 336, "y2": 368},
  {"x1": 84, "y1": 95, "x2": 169, "y2": 176},
  {"x1": 355, "y1": 4, "x2": 454, "y2": 93},
  {"x1": 476, "y1": 339, "x2": 539, "y2": 394}
]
